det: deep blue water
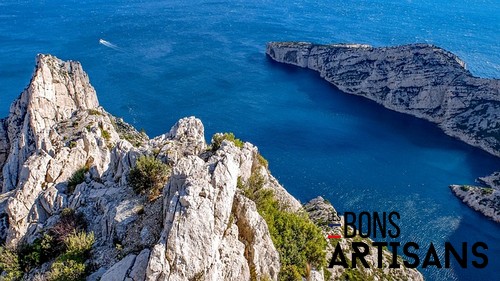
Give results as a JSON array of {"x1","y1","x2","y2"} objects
[{"x1": 1, "y1": 1, "x2": 499, "y2": 280}]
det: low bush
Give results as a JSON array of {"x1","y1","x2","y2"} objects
[
  {"x1": 67, "y1": 167, "x2": 89, "y2": 194},
  {"x1": 128, "y1": 156, "x2": 170, "y2": 200},
  {"x1": 1, "y1": 210, "x2": 92, "y2": 281},
  {"x1": 12, "y1": 208, "x2": 89, "y2": 277},
  {"x1": 48, "y1": 260, "x2": 86, "y2": 281},
  {"x1": 0, "y1": 246, "x2": 23, "y2": 281},
  {"x1": 59, "y1": 232, "x2": 94, "y2": 263},
  {"x1": 48, "y1": 208, "x2": 87, "y2": 253},
  {"x1": 18, "y1": 233, "x2": 54, "y2": 271},
  {"x1": 256, "y1": 153, "x2": 269, "y2": 169},
  {"x1": 240, "y1": 172, "x2": 327, "y2": 281},
  {"x1": 68, "y1": 141, "x2": 77, "y2": 149},
  {"x1": 47, "y1": 231, "x2": 94, "y2": 281},
  {"x1": 460, "y1": 185, "x2": 471, "y2": 192},
  {"x1": 211, "y1": 132, "x2": 244, "y2": 151},
  {"x1": 101, "y1": 130, "x2": 111, "y2": 142},
  {"x1": 87, "y1": 109, "x2": 102, "y2": 116},
  {"x1": 481, "y1": 188, "x2": 494, "y2": 195}
]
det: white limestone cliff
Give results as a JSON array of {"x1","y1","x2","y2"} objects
[
  {"x1": 0, "y1": 54, "x2": 296, "y2": 281},
  {"x1": 266, "y1": 42, "x2": 500, "y2": 158},
  {"x1": 0, "y1": 54, "x2": 423, "y2": 281},
  {"x1": 266, "y1": 41, "x2": 500, "y2": 223}
]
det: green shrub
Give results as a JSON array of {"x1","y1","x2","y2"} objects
[
  {"x1": 101, "y1": 129, "x2": 111, "y2": 142},
  {"x1": 68, "y1": 141, "x2": 77, "y2": 149},
  {"x1": 211, "y1": 132, "x2": 244, "y2": 151},
  {"x1": 240, "y1": 172, "x2": 327, "y2": 280},
  {"x1": 339, "y1": 268, "x2": 365, "y2": 281},
  {"x1": 256, "y1": 153, "x2": 269, "y2": 169},
  {"x1": 48, "y1": 260, "x2": 86, "y2": 281},
  {"x1": 59, "y1": 232, "x2": 94, "y2": 263},
  {"x1": 16, "y1": 210, "x2": 88, "y2": 274},
  {"x1": 67, "y1": 167, "x2": 88, "y2": 194},
  {"x1": 18, "y1": 234, "x2": 55, "y2": 271},
  {"x1": 128, "y1": 156, "x2": 170, "y2": 200},
  {"x1": 0, "y1": 246, "x2": 23, "y2": 281},
  {"x1": 47, "y1": 231, "x2": 94, "y2": 281},
  {"x1": 460, "y1": 185, "x2": 471, "y2": 192},
  {"x1": 241, "y1": 173, "x2": 268, "y2": 199},
  {"x1": 48, "y1": 209, "x2": 87, "y2": 253},
  {"x1": 278, "y1": 265, "x2": 303, "y2": 281},
  {"x1": 87, "y1": 109, "x2": 102, "y2": 116},
  {"x1": 481, "y1": 188, "x2": 494, "y2": 195},
  {"x1": 324, "y1": 268, "x2": 332, "y2": 281}
]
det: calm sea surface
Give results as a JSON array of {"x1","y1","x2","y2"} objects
[{"x1": 1, "y1": 1, "x2": 499, "y2": 280}]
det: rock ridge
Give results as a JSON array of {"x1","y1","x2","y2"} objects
[{"x1": 0, "y1": 54, "x2": 422, "y2": 280}]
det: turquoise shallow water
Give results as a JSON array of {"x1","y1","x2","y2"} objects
[{"x1": 1, "y1": 1, "x2": 499, "y2": 280}]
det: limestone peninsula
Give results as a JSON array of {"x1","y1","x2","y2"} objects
[{"x1": 266, "y1": 42, "x2": 500, "y2": 222}]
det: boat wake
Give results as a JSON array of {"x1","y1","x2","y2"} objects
[{"x1": 99, "y1": 39, "x2": 124, "y2": 52}]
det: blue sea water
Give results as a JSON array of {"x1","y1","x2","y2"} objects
[{"x1": 1, "y1": 0, "x2": 499, "y2": 280}]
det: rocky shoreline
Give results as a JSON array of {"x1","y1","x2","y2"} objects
[
  {"x1": 266, "y1": 42, "x2": 500, "y2": 158},
  {"x1": 266, "y1": 41, "x2": 500, "y2": 223},
  {"x1": 0, "y1": 55, "x2": 423, "y2": 280},
  {"x1": 449, "y1": 185, "x2": 499, "y2": 223}
]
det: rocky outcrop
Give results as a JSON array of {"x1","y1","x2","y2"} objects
[
  {"x1": 0, "y1": 54, "x2": 116, "y2": 247},
  {"x1": 266, "y1": 42, "x2": 500, "y2": 158},
  {"x1": 478, "y1": 171, "x2": 500, "y2": 189},
  {"x1": 449, "y1": 184, "x2": 499, "y2": 223},
  {"x1": 0, "y1": 54, "x2": 296, "y2": 280},
  {"x1": 0, "y1": 54, "x2": 423, "y2": 280},
  {"x1": 449, "y1": 172, "x2": 500, "y2": 222},
  {"x1": 305, "y1": 197, "x2": 424, "y2": 281},
  {"x1": 0, "y1": 54, "x2": 100, "y2": 193}
]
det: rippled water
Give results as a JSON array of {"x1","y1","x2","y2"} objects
[{"x1": 1, "y1": 1, "x2": 499, "y2": 280}]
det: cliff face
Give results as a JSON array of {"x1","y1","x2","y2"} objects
[
  {"x1": 449, "y1": 172, "x2": 500, "y2": 222},
  {"x1": 0, "y1": 55, "x2": 298, "y2": 281},
  {"x1": 266, "y1": 42, "x2": 500, "y2": 158},
  {"x1": 0, "y1": 55, "x2": 422, "y2": 281}
]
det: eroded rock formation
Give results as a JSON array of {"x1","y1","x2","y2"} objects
[
  {"x1": 0, "y1": 54, "x2": 296, "y2": 281},
  {"x1": 0, "y1": 54, "x2": 422, "y2": 280}
]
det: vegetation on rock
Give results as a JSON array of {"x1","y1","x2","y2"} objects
[
  {"x1": 18, "y1": 233, "x2": 55, "y2": 270},
  {"x1": 256, "y1": 153, "x2": 269, "y2": 170},
  {"x1": 47, "y1": 231, "x2": 94, "y2": 281},
  {"x1": 87, "y1": 109, "x2": 102, "y2": 116},
  {"x1": 211, "y1": 132, "x2": 244, "y2": 151},
  {"x1": 67, "y1": 167, "x2": 89, "y2": 194},
  {"x1": 128, "y1": 156, "x2": 171, "y2": 201},
  {"x1": 239, "y1": 172, "x2": 327, "y2": 281},
  {"x1": 0, "y1": 209, "x2": 92, "y2": 281},
  {"x1": 48, "y1": 208, "x2": 87, "y2": 253},
  {"x1": 0, "y1": 246, "x2": 23, "y2": 281},
  {"x1": 101, "y1": 129, "x2": 111, "y2": 141}
]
